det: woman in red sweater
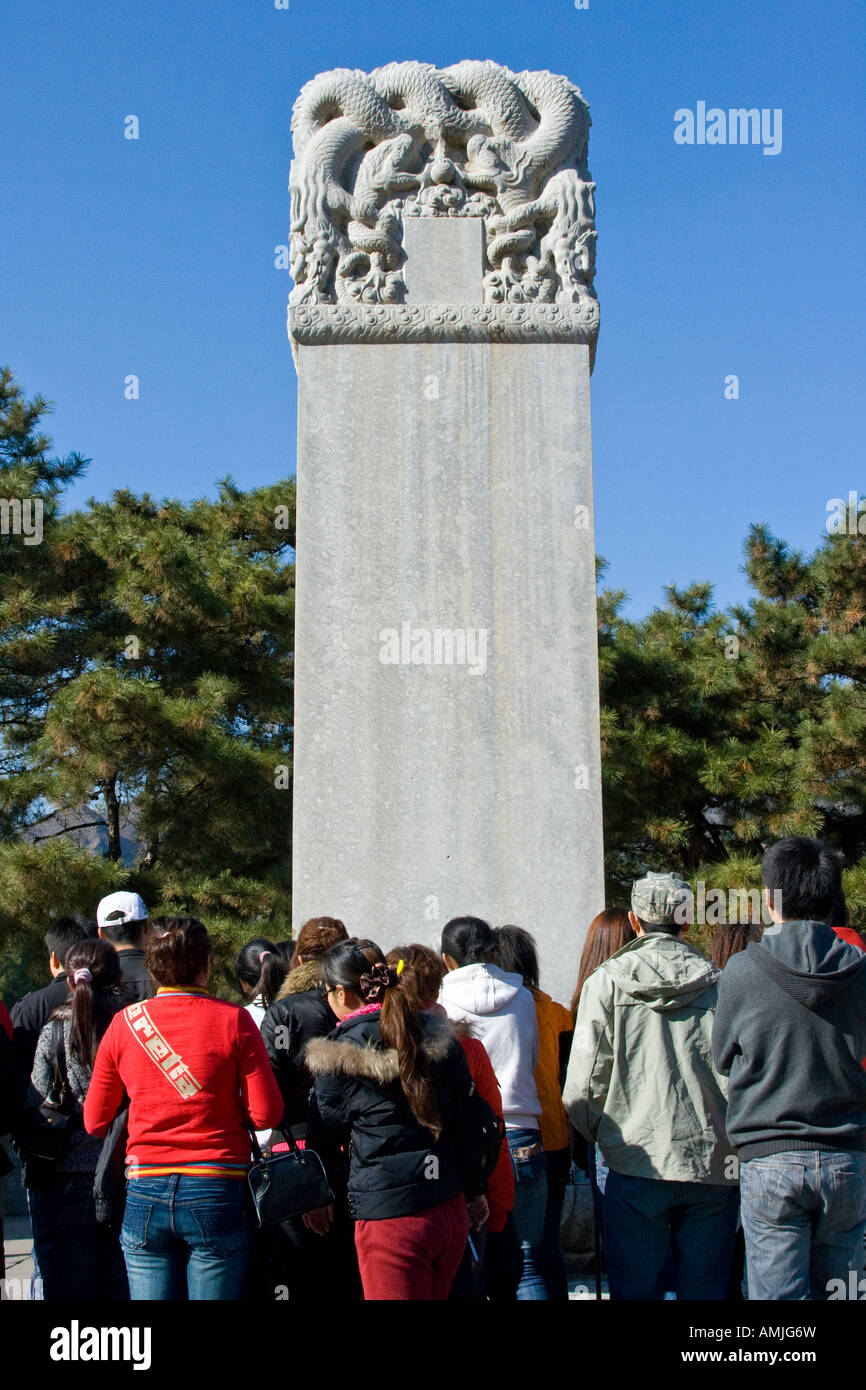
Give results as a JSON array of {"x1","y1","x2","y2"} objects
[{"x1": 84, "y1": 918, "x2": 283, "y2": 1301}]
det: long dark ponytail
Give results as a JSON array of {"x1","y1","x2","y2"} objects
[
  {"x1": 64, "y1": 938, "x2": 124, "y2": 1068},
  {"x1": 320, "y1": 939, "x2": 443, "y2": 1139},
  {"x1": 234, "y1": 936, "x2": 290, "y2": 1009}
]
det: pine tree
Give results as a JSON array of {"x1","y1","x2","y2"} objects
[
  {"x1": 600, "y1": 519, "x2": 866, "y2": 927},
  {"x1": 599, "y1": 570, "x2": 744, "y2": 892},
  {"x1": 0, "y1": 370, "x2": 296, "y2": 979},
  {"x1": 0, "y1": 367, "x2": 95, "y2": 838}
]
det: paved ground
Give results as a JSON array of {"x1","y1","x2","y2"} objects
[
  {"x1": 3, "y1": 1143, "x2": 609, "y2": 1299},
  {"x1": 2, "y1": 1220, "x2": 607, "y2": 1301},
  {"x1": 2, "y1": 1215, "x2": 38, "y2": 1299}
]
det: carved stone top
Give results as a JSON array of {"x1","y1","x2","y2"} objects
[{"x1": 287, "y1": 60, "x2": 598, "y2": 352}]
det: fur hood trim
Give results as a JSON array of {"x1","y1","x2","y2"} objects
[
  {"x1": 305, "y1": 1010, "x2": 453, "y2": 1083},
  {"x1": 275, "y1": 958, "x2": 322, "y2": 1002},
  {"x1": 449, "y1": 1017, "x2": 477, "y2": 1041}
]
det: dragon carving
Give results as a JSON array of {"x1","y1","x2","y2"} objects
[{"x1": 289, "y1": 60, "x2": 597, "y2": 312}]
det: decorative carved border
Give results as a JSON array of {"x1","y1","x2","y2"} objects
[{"x1": 288, "y1": 301, "x2": 599, "y2": 366}]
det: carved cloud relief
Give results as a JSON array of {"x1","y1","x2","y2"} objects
[{"x1": 288, "y1": 60, "x2": 598, "y2": 342}]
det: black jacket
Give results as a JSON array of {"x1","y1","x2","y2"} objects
[
  {"x1": 713, "y1": 919, "x2": 866, "y2": 1160},
  {"x1": 260, "y1": 960, "x2": 336, "y2": 1138},
  {"x1": 307, "y1": 1008, "x2": 485, "y2": 1221},
  {"x1": 0, "y1": 1024, "x2": 24, "y2": 1138},
  {"x1": 10, "y1": 974, "x2": 71, "y2": 1085},
  {"x1": 116, "y1": 950, "x2": 156, "y2": 1004}
]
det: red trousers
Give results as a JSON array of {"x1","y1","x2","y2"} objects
[{"x1": 354, "y1": 1193, "x2": 469, "y2": 1301}]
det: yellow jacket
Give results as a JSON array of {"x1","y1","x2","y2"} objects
[{"x1": 531, "y1": 988, "x2": 574, "y2": 1152}]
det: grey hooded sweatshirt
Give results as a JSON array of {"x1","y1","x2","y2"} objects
[{"x1": 712, "y1": 920, "x2": 866, "y2": 1161}]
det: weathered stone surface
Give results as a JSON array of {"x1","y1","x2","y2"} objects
[
  {"x1": 287, "y1": 300, "x2": 599, "y2": 358},
  {"x1": 290, "y1": 61, "x2": 605, "y2": 1005},
  {"x1": 292, "y1": 339, "x2": 604, "y2": 1004},
  {"x1": 402, "y1": 218, "x2": 484, "y2": 304}
]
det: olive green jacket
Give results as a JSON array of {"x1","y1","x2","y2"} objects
[{"x1": 563, "y1": 933, "x2": 736, "y2": 1185}]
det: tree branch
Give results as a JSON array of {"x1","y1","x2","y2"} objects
[{"x1": 31, "y1": 819, "x2": 107, "y2": 841}]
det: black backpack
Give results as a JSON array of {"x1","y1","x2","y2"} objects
[
  {"x1": 15, "y1": 1019, "x2": 80, "y2": 1164},
  {"x1": 466, "y1": 1078, "x2": 506, "y2": 1191}
]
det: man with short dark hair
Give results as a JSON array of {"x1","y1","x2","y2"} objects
[
  {"x1": 564, "y1": 872, "x2": 738, "y2": 1300},
  {"x1": 713, "y1": 836, "x2": 866, "y2": 1300},
  {"x1": 96, "y1": 891, "x2": 155, "y2": 1002},
  {"x1": 10, "y1": 914, "x2": 94, "y2": 1080}
]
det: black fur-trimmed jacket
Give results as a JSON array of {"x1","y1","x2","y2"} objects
[
  {"x1": 261, "y1": 960, "x2": 337, "y2": 1139},
  {"x1": 306, "y1": 1009, "x2": 485, "y2": 1222}
]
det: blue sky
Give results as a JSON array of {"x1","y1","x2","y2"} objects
[{"x1": 2, "y1": 0, "x2": 863, "y2": 616}]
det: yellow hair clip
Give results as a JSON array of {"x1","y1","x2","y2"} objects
[{"x1": 396, "y1": 959, "x2": 404, "y2": 975}]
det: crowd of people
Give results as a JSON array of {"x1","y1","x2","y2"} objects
[{"x1": 1, "y1": 834, "x2": 865, "y2": 1303}]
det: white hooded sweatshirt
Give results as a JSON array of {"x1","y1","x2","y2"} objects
[{"x1": 439, "y1": 963, "x2": 542, "y2": 1129}]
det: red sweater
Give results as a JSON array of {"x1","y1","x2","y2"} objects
[
  {"x1": 833, "y1": 925, "x2": 865, "y2": 952},
  {"x1": 84, "y1": 990, "x2": 283, "y2": 1178}
]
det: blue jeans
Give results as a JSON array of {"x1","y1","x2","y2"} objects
[
  {"x1": 507, "y1": 1128, "x2": 548, "y2": 1301},
  {"x1": 121, "y1": 1176, "x2": 253, "y2": 1300},
  {"x1": 25, "y1": 1188, "x2": 43, "y2": 1299},
  {"x1": 604, "y1": 1170, "x2": 739, "y2": 1300},
  {"x1": 740, "y1": 1149, "x2": 866, "y2": 1300}
]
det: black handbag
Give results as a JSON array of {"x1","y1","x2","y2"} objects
[
  {"x1": 246, "y1": 1127, "x2": 334, "y2": 1227},
  {"x1": 16, "y1": 1020, "x2": 80, "y2": 1164}
]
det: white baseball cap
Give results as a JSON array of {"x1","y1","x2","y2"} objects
[{"x1": 97, "y1": 891, "x2": 149, "y2": 928}]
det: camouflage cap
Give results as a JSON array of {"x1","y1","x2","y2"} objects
[{"x1": 631, "y1": 872, "x2": 693, "y2": 928}]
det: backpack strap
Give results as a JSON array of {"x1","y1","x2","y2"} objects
[{"x1": 50, "y1": 1017, "x2": 75, "y2": 1113}]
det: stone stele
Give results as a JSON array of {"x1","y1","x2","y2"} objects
[{"x1": 288, "y1": 60, "x2": 604, "y2": 1007}]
